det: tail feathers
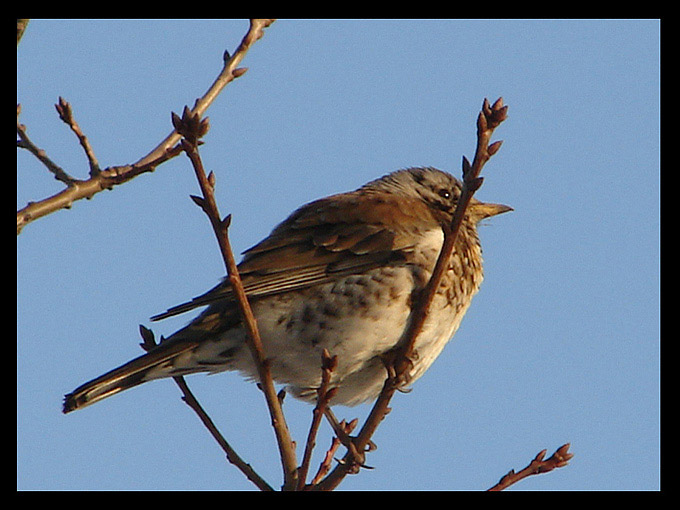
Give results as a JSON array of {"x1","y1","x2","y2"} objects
[{"x1": 63, "y1": 340, "x2": 198, "y2": 413}]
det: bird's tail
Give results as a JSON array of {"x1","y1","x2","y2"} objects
[{"x1": 62, "y1": 339, "x2": 198, "y2": 414}]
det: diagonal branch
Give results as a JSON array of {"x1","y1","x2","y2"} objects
[
  {"x1": 396, "y1": 98, "x2": 508, "y2": 371},
  {"x1": 315, "y1": 98, "x2": 509, "y2": 490},
  {"x1": 17, "y1": 104, "x2": 76, "y2": 185},
  {"x1": 55, "y1": 96, "x2": 101, "y2": 177},
  {"x1": 173, "y1": 376, "x2": 275, "y2": 491},
  {"x1": 135, "y1": 19, "x2": 275, "y2": 169},
  {"x1": 309, "y1": 419, "x2": 358, "y2": 487},
  {"x1": 138, "y1": 326, "x2": 274, "y2": 491},
  {"x1": 17, "y1": 19, "x2": 275, "y2": 235},
  {"x1": 173, "y1": 107, "x2": 298, "y2": 491},
  {"x1": 487, "y1": 443, "x2": 574, "y2": 491},
  {"x1": 297, "y1": 350, "x2": 338, "y2": 490}
]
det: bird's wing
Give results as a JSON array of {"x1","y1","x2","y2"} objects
[{"x1": 151, "y1": 193, "x2": 431, "y2": 322}]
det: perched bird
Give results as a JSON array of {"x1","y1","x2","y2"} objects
[{"x1": 63, "y1": 167, "x2": 511, "y2": 413}]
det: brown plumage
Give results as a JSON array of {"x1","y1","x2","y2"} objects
[{"x1": 63, "y1": 167, "x2": 511, "y2": 413}]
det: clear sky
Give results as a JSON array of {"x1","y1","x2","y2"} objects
[{"x1": 17, "y1": 19, "x2": 660, "y2": 490}]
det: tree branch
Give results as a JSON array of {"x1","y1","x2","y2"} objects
[
  {"x1": 316, "y1": 98, "x2": 509, "y2": 490},
  {"x1": 134, "y1": 19, "x2": 275, "y2": 169},
  {"x1": 297, "y1": 350, "x2": 338, "y2": 490},
  {"x1": 17, "y1": 19, "x2": 275, "y2": 235},
  {"x1": 309, "y1": 418, "x2": 358, "y2": 487},
  {"x1": 55, "y1": 96, "x2": 101, "y2": 177},
  {"x1": 173, "y1": 376, "x2": 275, "y2": 491},
  {"x1": 173, "y1": 107, "x2": 298, "y2": 491},
  {"x1": 487, "y1": 443, "x2": 574, "y2": 491},
  {"x1": 17, "y1": 104, "x2": 76, "y2": 185},
  {"x1": 138, "y1": 326, "x2": 274, "y2": 491}
]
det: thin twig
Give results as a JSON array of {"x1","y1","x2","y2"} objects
[
  {"x1": 17, "y1": 19, "x2": 275, "y2": 234},
  {"x1": 397, "y1": 98, "x2": 508, "y2": 373},
  {"x1": 138, "y1": 326, "x2": 274, "y2": 491},
  {"x1": 17, "y1": 105, "x2": 76, "y2": 185},
  {"x1": 173, "y1": 377, "x2": 275, "y2": 491},
  {"x1": 297, "y1": 350, "x2": 338, "y2": 490},
  {"x1": 487, "y1": 443, "x2": 574, "y2": 491},
  {"x1": 134, "y1": 19, "x2": 275, "y2": 169},
  {"x1": 174, "y1": 107, "x2": 298, "y2": 490},
  {"x1": 316, "y1": 98, "x2": 509, "y2": 490},
  {"x1": 17, "y1": 144, "x2": 184, "y2": 235},
  {"x1": 309, "y1": 419, "x2": 358, "y2": 487},
  {"x1": 55, "y1": 97, "x2": 101, "y2": 176}
]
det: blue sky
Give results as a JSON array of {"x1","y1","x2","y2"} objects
[{"x1": 17, "y1": 19, "x2": 660, "y2": 490}]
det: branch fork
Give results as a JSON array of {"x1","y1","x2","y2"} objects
[{"x1": 17, "y1": 19, "x2": 274, "y2": 235}]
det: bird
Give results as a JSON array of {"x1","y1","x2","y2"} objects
[{"x1": 63, "y1": 167, "x2": 511, "y2": 413}]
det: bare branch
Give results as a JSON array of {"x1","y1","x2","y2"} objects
[
  {"x1": 17, "y1": 19, "x2": 275, "y2": 235},
  {"x1": 309, "y1": 419, "x2": 358, "y2": 487},
  {"x1": 137, "y1": 326, "x2": 274, "y2": 491},
  {"x1": 17, "y1": 104, "x2": 76, "y2": 185},
  {"x1": 487, "y1": 443, "x2": 574, "y2": 491},
  {"x1": 297, "y1": 350, "x2": 338, "y2": 490},
  {"x1": 316, "y1": 98, "x2": 509, "y2": 490},
  {"x1": 17, "y1": 144, "x2": 184, "y2": 235},
  {"x1": 174, "y1": 107, "x2": 298, "y2": 490},
  {"x1": 173, "y1": 377, "x2": 275, "y2": 491},
  {"x1": 55, "y1": 97, "x2": 101, "y2": 176},
  {"x1": 135, "y1": 19, "x2": 275, "y2": 169}
]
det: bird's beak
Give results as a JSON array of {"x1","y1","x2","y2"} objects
[{"x1": 473, "y1": 201, "x2": 513, "y2": 220}]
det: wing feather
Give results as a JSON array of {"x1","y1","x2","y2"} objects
[{"x1": 151, "y1": 192, "x2": 431, "y2": 322}]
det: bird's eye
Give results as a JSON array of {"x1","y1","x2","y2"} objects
[{"x1": 438, "y1": 188, "x2": 451, "y2": 200}]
